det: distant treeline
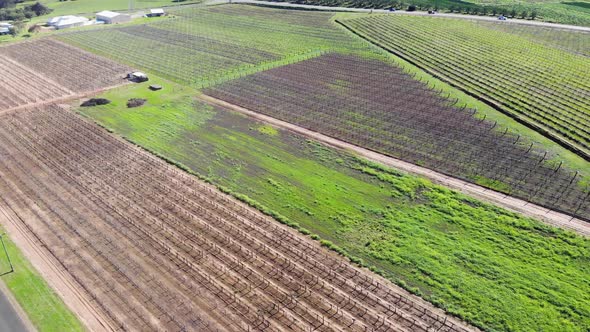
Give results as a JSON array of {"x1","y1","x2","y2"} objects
[{"x1": 0, "y1": 1, "x2": 52, "y2": 21}]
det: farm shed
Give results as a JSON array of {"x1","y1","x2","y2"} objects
[
  {"x1": 96, "y1": 11, "x2": 131, "y2": 24},
  {"x1": 0, "y1": 22, "x2": 12, "y2": 35},
  {"x1": 147, "y1": 8, "x2": 165, "y2": 17},
  {"x1": 47, "y1": 16, "x2": 90, "y2": 30}
]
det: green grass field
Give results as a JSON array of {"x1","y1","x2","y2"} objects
[
  {"x1": 475, "y1": 21, "x2": 590, "y2": 57},
  {"x1": 0, "y1": 229, "x2": 83, "y2": 332},
  {"x1": 57, "y1": 5, "x2": 356, "y2": 88},
  {"x1": 340, "y1": 14, "x2": 590, "y2": 160},
  {"x1": 76, "y1": 78, "x2": 590, "y2": 332}
]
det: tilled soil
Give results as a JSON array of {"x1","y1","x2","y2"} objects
[
  {"x1": 0, "y1": 39, "x2": 130, "y2": 113},
  {"x1": 0, "y1": 104, "x2": 477, "y2": 332}
]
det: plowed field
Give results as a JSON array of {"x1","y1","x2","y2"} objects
[
  {"x1": 0, "y1": 39, "x2": 129, "y2": 112},
  {"x1": 0, "y1": 104, "x2": 475, "y2": 332}
]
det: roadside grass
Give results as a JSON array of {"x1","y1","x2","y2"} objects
[
  {"x1": 78, "y1": 80, "x2": 590, "y2": 332},
  {"x1": 0, "y1": 229, "x2": 84, "y2": 332}
]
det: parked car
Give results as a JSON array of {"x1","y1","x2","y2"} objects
[{"x1": 498, "y1": 15, "x2": 507, "y2": 20}]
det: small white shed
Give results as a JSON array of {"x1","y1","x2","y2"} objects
[
  {"x1": 0, "y1": 22, "x2": 12, "y2": 35},
  {"x1": 96, "y1": 11, "x2": 131, "y2": 24},
  {"x1": 147, "y1": 8, "x2": 165, "y2": 17}
]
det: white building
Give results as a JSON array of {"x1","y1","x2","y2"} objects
[
  {"x1": 0, "y1": 22, "x2": 13, "y2": 35},
  {"x1": 147, "y1": 8, "x2": 165, "y2": 17},
  {"x1": 96, "y1": 11, "x2": 131, "y2": 24},
  {"x1": 47, "y1": 16, "x2": 90, "y2": 30}
]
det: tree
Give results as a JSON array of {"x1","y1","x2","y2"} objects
[
  {"x1": 0, "y1": 0, "x2": 18, "y2": 9},
  {"x1": 30, "y1": 2, "x2": 51, "y2": 16},
  {"x1": 509, "y1": 8, "x2": 516, "y2": 17},
  {"x1": 407, "y1": 4, "x2": 416, "y2": 11},
  {"x1": 520, "y1": 10, "x2": 528, "y2": 18},
  {"x1": 531, "y1": 10, "x2": 537, "y2": 20}
]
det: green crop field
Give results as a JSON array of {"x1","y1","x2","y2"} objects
[
  {"x1": 57, "y1": 5, "x2": 357, "y2": 88},
  {"x1": 475, "y1": 21, "x2": 590, "y2": 57},
  {"x1": 0, "y1": 230, "x2": 84, "y2": 332},
  {"x1": 339, "y1": 15, "x2": 590, "y2": 160},
  {"x1": 55, "y1": 5, "x2": 590, "y2": 172},
  {"x1": 77, "y1": 77, "x2": 590, "y2": 332}
]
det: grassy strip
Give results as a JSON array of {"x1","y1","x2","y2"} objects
[
  {"x1": 77, "y1": 79, "x2": 590, "y2": 332},
  {"x1": 0, "y1": 228, "x2": 84, "y2": 332}
]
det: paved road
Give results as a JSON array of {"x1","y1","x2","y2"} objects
[
  {"x1": 0, "y1": 286, "x2": 29, "y2": 332},
  {"x1": 206, "y1": 0, "x2": 590, "y2": 32}
]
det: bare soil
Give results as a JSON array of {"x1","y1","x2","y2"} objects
[
  {"x1": 0, "y1": 104, "x2": 478, "y2": 332},
  {"x1": 0, "y1": 39, "x2": 130, "y2": 113}
]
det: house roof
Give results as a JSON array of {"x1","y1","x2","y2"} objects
[
  {"x1": 150, "y1": 8, "x2": 165, "y2": 14},
  {"x1": 49, "y1": 16, "x2": 89, "y2": 27},
  {"x1": 96, "y1": 11, "x2": 122, "y2": 19},
  {"x1": 48, "y1": 16, "x2": 89, "y2": 26}
]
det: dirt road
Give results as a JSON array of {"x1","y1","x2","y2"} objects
[{"x1": 200, "y1": 94, "x2": 590, "y2": 237}]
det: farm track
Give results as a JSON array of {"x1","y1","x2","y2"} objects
[
  {"x1": 206, "y1": 53, "x2": 589, "y2": 223},
  {"x1": 200, "y1": 94, "x2": 590, "y2": 238},
  {"x1": 0, "y1": 104, "x2": 478, "y2": 332}
]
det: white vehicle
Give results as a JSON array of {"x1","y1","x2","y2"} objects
[
  {"x1": 127, "y1": 72, "x2": 149, "y2": 82},
  {"x1": 498, "y1": 15, "x2": 507, "y2": 20}
]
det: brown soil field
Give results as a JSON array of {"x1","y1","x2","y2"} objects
[
  {"x1": 0, "y1": 39, "x2": 130, "y2": 112},
  {"x1": 0, "y1": 104, "x2": 478, "y2": 332}
]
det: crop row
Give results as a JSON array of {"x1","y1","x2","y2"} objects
[
  {"x1": 339, "y1": 15, "x2": 590, "y2": 158},
  {"x1": 0, "y1": 104, "x2": 472, "y2": 331},
  {"x1": 0, "y1": 55, "x2": 73, "y2": 111},
  {"x1": 57, "y1": 5, "x2": 358, "y2": 88},
  {"x1": 0, "y1": 39, "x2": 129, "y2": 93},
  {"x1": 207, "y1": 53, "x2": 590, "y2": 220},
  {"x1": 474, "y1": 22, "x2": 590, "y2": 58}
]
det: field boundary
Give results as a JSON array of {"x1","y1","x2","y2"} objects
[
  {"x1": 335, "y1": 19, "x2": 590, "y2": 162},
  {"x1": 0, "y1": 82, "x2": 132, "y2": 117},
  {"x1": 0, "y1": 200, "x2": 117, "y2": 332},
  {"x1": 200, "y1": 94, "x2": 590, "y2": 237}
]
